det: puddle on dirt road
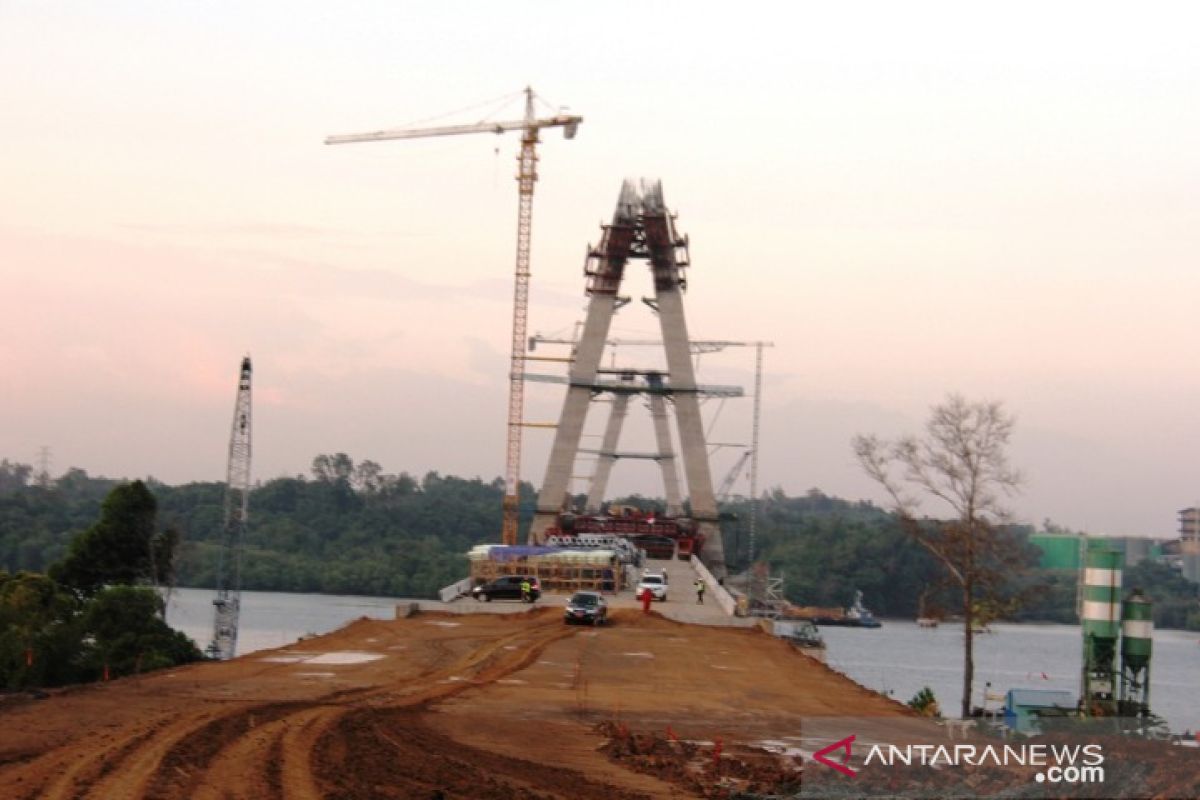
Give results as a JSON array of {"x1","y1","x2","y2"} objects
[
  {"x1": 622, "y1": 652, "x2": 655, "y2": 658},
  {"x1": 257, "y1": 652, "x2": 320, "y2": 663},
  {"x1": 424, "y1": 621, "x2": 462, "y2": 628},
  {"x1": 304, "y1": 651, "x2": 386, "y2": 665}
]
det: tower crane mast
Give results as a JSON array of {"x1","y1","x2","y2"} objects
[
  {"x1": 326, "y1": 88, "x2": 581, "y2": 545},
  {"x1": 209, "y1": 356, "x2": 252, "y2": 660}
]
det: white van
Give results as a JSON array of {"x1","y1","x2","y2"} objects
[{"x1": 637, "y1": 570, "x2": 668, "y2": 601}]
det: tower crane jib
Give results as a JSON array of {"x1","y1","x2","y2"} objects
[{"x1": 326, "y1": 88, "x2": 581, "y2": 546}]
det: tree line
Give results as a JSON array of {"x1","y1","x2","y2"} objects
[
  {"x1": 1, "y1": 477, "x2": 200, "y2": 689},
  {"x1": 1, "y1": 453, "x2": 1197, "y2": 640}
]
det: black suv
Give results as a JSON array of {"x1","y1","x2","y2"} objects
[{"x1": 471, "y1": 575, "x2": 541, "y2": 602}]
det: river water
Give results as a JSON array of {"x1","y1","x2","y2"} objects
[
  {"x1": 164, "y1": 587, "x2": 400, "y2": 656},
  {"x1": 164, "y1": 588, "x2": 1200, "y2": 733},
  {"x1": 819, "y1": 620, "x2": 1200, "y2": 734}
]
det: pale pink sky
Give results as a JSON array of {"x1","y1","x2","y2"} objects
[{"x1": 3, "y1": 2, "x2": 1199, "y2": 536}]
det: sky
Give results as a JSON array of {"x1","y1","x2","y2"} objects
[{"x1": 3, "y1": 1, "x2": 1199, "y2": 537}]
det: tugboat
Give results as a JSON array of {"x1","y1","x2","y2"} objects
[
  {"x1": 844, "y1": 590, "x2": 882, "y2": 628},
  {"x1": 783, "y1": 590, "x2": 882, "y2": 628}
]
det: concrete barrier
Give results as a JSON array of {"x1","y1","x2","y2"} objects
[
  {"x1": 438, "y1": 577, "x2": 473, "y2": 603},
  {"x1": 689, "y1": 555, "x2": 737, "y2": 616}
]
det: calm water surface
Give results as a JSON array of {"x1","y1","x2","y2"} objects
[
  {"x1": 165, "y1": 587, "x2": 400, "y2": 656},
  {"x1": 164, "y1": 588, "x2": 1200, "y2": 733},
  {"x1": 820, "y1": 620, "x2": 1200, "y2": 734}
]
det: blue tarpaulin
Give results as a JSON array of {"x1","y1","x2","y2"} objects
[{"x1": 485, "y1": 546, "x2": 559, "y2": 562}]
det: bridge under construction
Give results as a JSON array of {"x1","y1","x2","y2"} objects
[{"x1": 528, "y1": 180, "x2": 733, "y2": 578}]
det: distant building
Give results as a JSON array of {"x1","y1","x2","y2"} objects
[
  {"x1": 1028, "y1": 533, "x2": 1161, "y2": 571},
  {"x1": 1176, "y1": 508, "x2": 1200, "y2": 582},
  {"x1": 1178, "y1": 508, "x2": 1200, "y2": 554},
  {"x1": 1029, "y1": 533, "x2": 1085, "y2": 570}
]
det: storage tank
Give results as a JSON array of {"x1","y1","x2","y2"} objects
[
  {"x1": 1079, "y1": 541, "x2": 1122, "y2": 716},
  {"x1": 1119, "y1": 589, "x2": 1153, "y2": 717}
]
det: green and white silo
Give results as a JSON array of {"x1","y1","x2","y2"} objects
[
  {"x1": 1079, "y1": 540, "x2": 1122, "y2": 716},
  {"x1": 1118, "y1": 589, "x2": 1153, "y2": 717}
]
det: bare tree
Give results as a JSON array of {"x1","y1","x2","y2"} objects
[{"x1": 853, "y1": 394, "x2": 1023, "y2": 719}]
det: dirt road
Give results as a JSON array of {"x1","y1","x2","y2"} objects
[{"x1": 0, "y1": 608, "x2": 911, "y2": 799}]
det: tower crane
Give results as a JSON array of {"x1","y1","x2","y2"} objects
[
  {"x1": 209, "y1": 356, "x2": 252, "y2": 660},
  {"x1": 326, "y1": 88, "x2": 581, "y2": 546}
]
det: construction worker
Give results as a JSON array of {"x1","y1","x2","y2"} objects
[
  {"x1": 520, "y1": 578, "x2": 532, "y2": 603},
  {"x1": 694, "y1": 578, "x2": 705, "y2": 604}
]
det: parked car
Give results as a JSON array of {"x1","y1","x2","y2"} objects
[
  {"x1": 564, "y1": 591, "x2": 608, "y2": 625},
  {"x1": 472, "y1": 575, "x2": 541, "y2": 602},
  {"x1": 636, "y1": 571, "x2": 668, "y2": 601}
]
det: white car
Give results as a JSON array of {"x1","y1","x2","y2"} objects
[{"x1": 637, "y1": 571, "x2": 668, "y2": 601}]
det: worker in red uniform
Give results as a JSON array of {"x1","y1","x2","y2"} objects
[{"x1": 640, "y1": 586, "x2": 653, "y2": 613}]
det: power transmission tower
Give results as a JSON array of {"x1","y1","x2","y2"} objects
[
  {"x1": 208, "y1": 356, "x2": 252, "y2": 660},
  {"x1": 326, "y1": 88, "x2": 581, "y2": 545},
  {"x1": 35, "y1": 446, "x2": 52, "y2": 488}
]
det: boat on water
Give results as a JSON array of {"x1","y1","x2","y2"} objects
[
  {"x1": 780, "y1": 618, "x2": 826, "y2": 649},
  {"x1": 783, "y1": 590, "x2": 882, "y2": 628},
  {"x1": 771, "y1": 618, "x2": 826, "y2": 660}
]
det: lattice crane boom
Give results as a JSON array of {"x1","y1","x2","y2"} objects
[
  {"x1": 324, "y1": 114, "x2": 580, "y2": 145},
  {"x1": 209, "y1": 356, "x2": 252, "y2": 660},
  {"x1": 716, "y1": 449, "x2": 753, "y2": 500},
  {"x1": 326, "y1": 88, "x2": 581, "y2": 545}
]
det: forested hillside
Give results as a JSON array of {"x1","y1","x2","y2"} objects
[
  {"x1": 2, "y1": 457, "x2": 1197, "y2": 628},
  {"x1": 1, "y1": 456, "x2": 533, "y2": 598}
]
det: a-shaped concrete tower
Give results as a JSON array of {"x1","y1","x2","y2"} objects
[{"x1": 529, "y1": 181, "x2": 727, "y2": 577}]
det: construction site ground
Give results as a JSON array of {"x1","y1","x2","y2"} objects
[
  {"x1": 0, "y1": 579, "x2": 920, "y2": 800},
  {"x1": 4, "y1": 592, "x2": 1197, "y2": 799}
]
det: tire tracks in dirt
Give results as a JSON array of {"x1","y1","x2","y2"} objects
[
  {"x1": 28, "y1": 612, "x2": 583, "y2": 800},
  {"x1": 310, "y1": 615, "x2": 639, "y2": 799}
]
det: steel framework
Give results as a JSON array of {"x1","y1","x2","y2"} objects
[{"x1": 209, "y1": 356, "x2": 252, "y2": 660}]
